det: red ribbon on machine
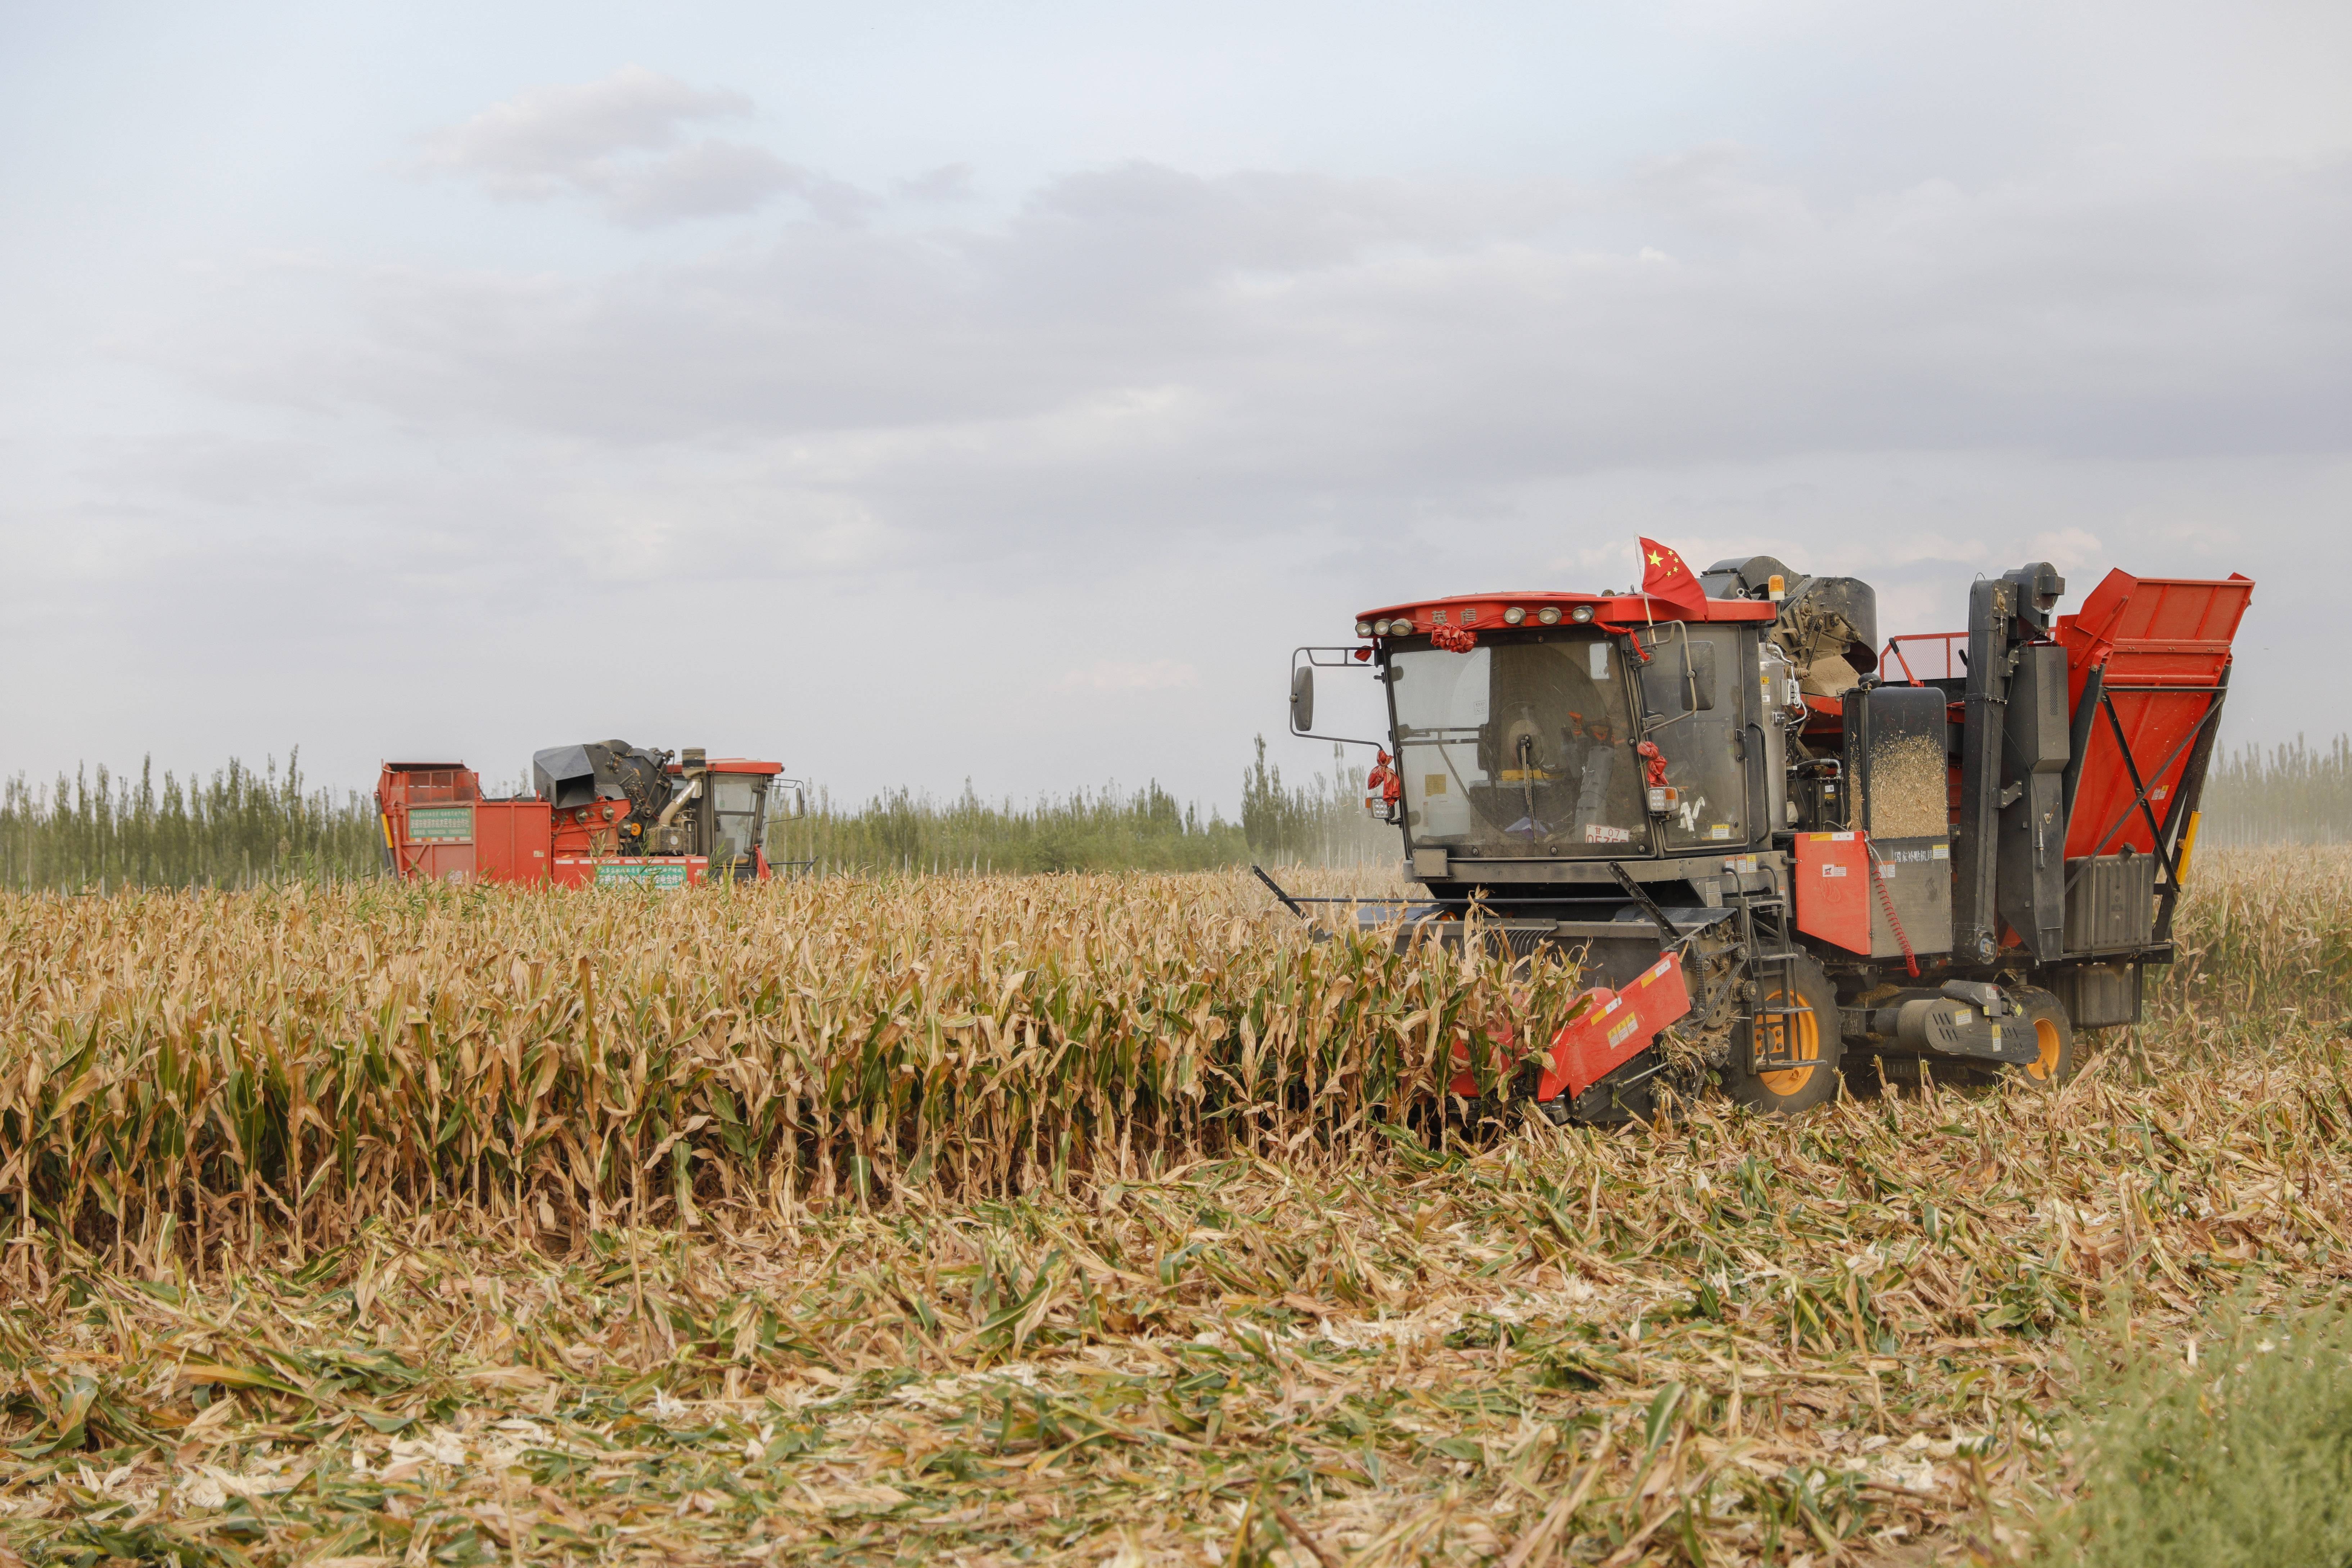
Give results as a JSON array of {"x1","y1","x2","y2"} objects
[
  {"x1": 1364, "y1": 751, "x2": 1403, "y2": 814},
  {"x1": 1430, "y1": 624, "x2": 1479, "y2": 652}
]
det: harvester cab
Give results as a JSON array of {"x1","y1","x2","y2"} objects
[
  {"x1": 1285, "y1": 552, "x2": 2252, "y2": 1124},
  {"x1": 532, "y1": 741, "x2": 794, "y2": 882},
  {"x1": 379, "y1": 740, "x2": 805, "y2": 887}
]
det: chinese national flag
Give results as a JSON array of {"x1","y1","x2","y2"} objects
[{"x1": 1638, "y1": 537, "x2": 1708, "y2": 617}]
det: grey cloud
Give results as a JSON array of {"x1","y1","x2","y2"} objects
[
  {"x1": 597, "y1": 141, "x2": 871, "y2": 228},
  {"x1": 125, "y1": 145, "x2": 2352, "y2": 647},
  {"x1": 18, "y1": 8, "x2": 2352, "y2": 805},
  {"x1": 292, "y1": 153, "x2": 2351, "y2": 474},
  {"x1": 893, "y1": 164, "x2": 976, "y2": 204}
]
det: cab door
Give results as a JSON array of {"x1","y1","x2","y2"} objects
[
  {"x1": 1636, "y1": 624, "x2": 1751, "y2": 851},
  {"x1": 704, "y1": 773, "x2": 770, "y2": 878}
]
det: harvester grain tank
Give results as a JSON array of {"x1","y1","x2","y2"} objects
[
  {"x1": 1279, "y1": 553, "x2": 2251, "y2": 1120},
  {"x1": 378, "y1": 740, "x2": 804, "y2": 886}
]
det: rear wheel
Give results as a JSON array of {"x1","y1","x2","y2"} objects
[
  {"x1": 1942, "y1": 986, "x2": 2077, "y2": 1092},
  {"x1": 1721, "y1": 955, "x2": 1842, "y2": 1114},
  {"x1": 2006, "y1": 987, "x2": 2076, "y2": 1088}
]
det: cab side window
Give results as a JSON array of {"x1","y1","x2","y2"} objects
[{"x1": 1638, "y1": 637, "x2": 1717, "y2": 717}]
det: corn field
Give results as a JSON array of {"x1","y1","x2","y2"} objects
[
  {"x1": 0, "y1": 853, "x2": 2348, "y2": 1567},
  {"x1": 0, "y1": 853, "x2": 2340, "y2": 1279},
  {"x1": 0, "y1": 866, "x2": 1562, "y2": 1276}
]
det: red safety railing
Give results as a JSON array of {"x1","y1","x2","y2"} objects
[{"x1": 1881, "y1": 632, "x2": 1965, "y2": 684}]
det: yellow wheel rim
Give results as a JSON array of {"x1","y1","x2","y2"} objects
[
  {"x1": 1757, "y1": 986, "x2": 1821, "y2": 1095},
  {"x1": 2026, "y1": 1016, "x2": 2063, "y2": 1081}
]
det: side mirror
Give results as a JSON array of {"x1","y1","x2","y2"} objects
[
  {"x1": 775, "y1": 783, "x2": 808, "y2": 821},
  {"x1": 1289, "y1": 667, "x2": 1314, "y2": 734}
]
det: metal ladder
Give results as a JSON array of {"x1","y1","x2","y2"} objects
[{"x1": 1731, "y1": 878, "x2": 1811, "y2": 1072}]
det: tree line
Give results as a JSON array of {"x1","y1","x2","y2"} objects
[
  {"x1": 2, "y1": 731, "x2": 2328, "y2": 891},
  {"x1": 0, "y1": 753, "x2": 385, "y2": 891},
  {"x1": 2198, "y1": 735, "x2": 2352, "y2": 847},
  {"x1": 0, "y1": 738, "x2": 1390, "y2": 890}
]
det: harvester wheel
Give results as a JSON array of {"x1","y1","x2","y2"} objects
[
  {"x1": 1940, "y1": 987, "x2": 2077, "y2": 1093},
  {"x1": 1722, "y1": 955, "x2": 1842, "y2": 1115},
  {"x1": 2005, "y1": 987, "x2": 2077, "y2": 1088}
]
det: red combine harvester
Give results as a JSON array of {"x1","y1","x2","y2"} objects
[
  {"x1": 378, "y1": 741, "x2": 802, "y2": 887},
  {"x1": 1277, "y1": 552, "x2": 2252, "y2": 1121}
]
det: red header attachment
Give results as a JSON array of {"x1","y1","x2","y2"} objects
[{"x1": 1536, "y1": 952, "x2": 1692, "y2": 1103}]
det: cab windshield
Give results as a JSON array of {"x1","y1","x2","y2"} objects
[
  {"x1": 707, "y1": 773, "x2": 767, "y2": 864},
  {"x1": 1389, "y1": 630, "x2": 1652, "y2": 856}
]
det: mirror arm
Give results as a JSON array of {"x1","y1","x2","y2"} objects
[{"x1": 1287, "y1": 646, "x2": 1392, "y2": 751}]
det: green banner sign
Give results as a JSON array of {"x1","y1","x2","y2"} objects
[
  {"x1": 593, "y1": 861, "x2": 692, "y2": 889},
  {"x1": 408, "y1": 806, "x2": 474, "y2": 842}
]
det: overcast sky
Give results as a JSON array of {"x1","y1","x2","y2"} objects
[{"x1": 2, "y1": 1, "x2": 2346, "y2": 811}]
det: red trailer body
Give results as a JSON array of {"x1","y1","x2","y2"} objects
[
  {"x1": 476, "y1": 802, "x2": 554, "y2": 884},
  {"x1": 379, "y1": 764, "x2": 483, "y2": 884},
  {"x1": 2055, "y1": 570, "x2": 2252, "y2": 863},
  {"x1": 378, "y1": 765, "x2": 554, "y2": 885}
]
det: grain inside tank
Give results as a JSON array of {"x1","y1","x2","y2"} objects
[{"x1": 1868, "y1": 733, "x2": 1951, "y2": 839}]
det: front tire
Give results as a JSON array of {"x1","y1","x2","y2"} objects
[{"x1": 1721, "y1": 955, "x2": 1843, "y2": 1114}]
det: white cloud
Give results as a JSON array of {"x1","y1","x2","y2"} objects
[
  {"x1": 596, "y1": 140, "x2": 802, "y2": 227},
  {"x1": 418, "y1": 66, "x2": 749, "y2": 194},
  {"x1": 416, "y1": 67, "x2": 857, "y2": 226},
  {"x1": 2027, "y1": 527, "x2": 2108, "y2": 577}
]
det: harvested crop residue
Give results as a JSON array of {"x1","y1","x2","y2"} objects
[{"x1": 1869, "y1": 732, "x2": 1952, "y2": 839}]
